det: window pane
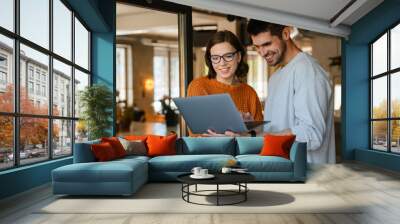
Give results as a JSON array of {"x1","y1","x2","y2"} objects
[
  {"x1": 20, "y1": 0, "x2": 49, "y2": 49},
  {"x1": 0, "y1": 0, "x2": 14, "y2": 31},
  {"x1": 20, "y1": 117, "x2": 49, "y2": 165},
  {"x1": 53, "y1": 0, "x2": 72, "y2": 60},
  {"x1": 53, "y1": 119, "x2": 72, "y2": 158},
  {"x1": 153, "y1": 48, "x2": 168, "y2": 104},
  {"x1": 391, "y1": 120, "x2": 400, "y2": 153},
  {"x1": 74, "y1": 18, "x2": 89, "y2": 70},
  {"x1": 391, "y1": 24, "x2": 400, "y2": 70},
  {"x1": 20, "y1": 44, "x2": 49, "y2": 115},
  {"x1": 74, "y1": 69, "x2": 89, "y2": 118},
  {"x1": 53, "y1": 59, "x2": 72, "y2": 117},
  {"x1": 171, "y1": 51, "x2": 179, "y2": 98},
  {"x1": 0, "y1": 116, "x2": 13, "y2": 170},
  {"x1": 372, "y1": 33, "x2": 387, "y2": 76},
  {"x1": 372, "y1": 77, "x2": 387, "y2": 119},
  {"x1": 392, "y1": 72, "x2": 400, "y2": 118},
  {"x1": 0, "y1": 34, "x2": 14, "y2": 112},
  {"x1": 116, "y1": 47, "x2": 126, "y2": 102},
  {"x1": 372, "y1": 121, "x2": 388, "y2": 151},
  {"x1": 75, "y1": 120, "x2": 88, "y2": 143}
]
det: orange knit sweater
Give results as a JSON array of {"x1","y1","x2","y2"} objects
[{"x1": 187, "y1": 77, "x2": 263, "y2": 121}]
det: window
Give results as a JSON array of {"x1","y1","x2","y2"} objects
[
  {"x1": 36, "y1": 83, "x2": 41, "y2": 95},
  {"x1": 0, "y1": 0, "x2": 14, "y2": 32},
  {"x1": 371, "y1": 23, "x2": 400, "y2": 154},
  {"x1": 53, "y1": 0, "x2": 72, "y2": 60},
  {"x1": 0, "y1": 53, "x2": 8, "y2": 87},
  {"x1": 20, "y1": 0, "x2": 49, "y2": 49},
  {"x1": 53, "y1": 59, "x2": 72, "y2": 117},
  {"x1": 0, "y1": 71, "x2": 6, "y2": 85},
  {"x1": 153, "y1": 47, "x2": 179, "y2": 113},
  {"x1": 0, "y1": 54, "x2": 7, "y2": 67},
  {"x1": 35, "y1": 70, "x2": 41, "y2": 81},
  {"x1": 28, "y1": 81, "x2": 34, "y2": 94},
  {"x1": 247, "y1": 51, "x2": 268, "y2": 101},
  {"x1": 0, "y1": 34, "x2": 14, "y2": 113},
  {"x1": 28, "y1": 67, "x2": 34, "y2": 80},
  {"x1": 42, "y1": 85, "x2": 46, "y2": 97},
  {"x1": 0, "y1": 0, "x2": 91, "y2": 170},
  {"x1": 74, "y1": 17, "x2": 89, "y2": 70}
]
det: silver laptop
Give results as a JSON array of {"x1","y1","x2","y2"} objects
[{"x1": 173, "y1": 94, "x2": 267, "y2": 134}]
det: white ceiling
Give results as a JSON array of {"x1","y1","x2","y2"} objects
[
  {"x1": 116, "y1": 3, "x2": 229, "y2": 37},
  {"x1": 117, "y1": 0, "x2": 384, "y2": 38},
  {"x1": 165, "y1": 0, "x2": 384, "y2": 37},
  {"x1": 226, "y1": 0, "x2": 352, "y2": 22},
  {"x1": 116, "y1": 3, "x2": 178, "y2": 37}
]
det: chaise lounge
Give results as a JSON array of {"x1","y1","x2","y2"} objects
[{"x1": 52, "y1": 137, "x2": 307, "y2": 196}]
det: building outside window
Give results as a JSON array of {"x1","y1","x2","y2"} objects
[
  {"x1": 371, "y1": 23, "x2": 400, "y2": 153},
  {"x1": 0, "y1": 0, "x2": 91, "y2": 170}
]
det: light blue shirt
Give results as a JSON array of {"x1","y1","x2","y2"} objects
[{"x1": 264, "y1": 52, "x2": 335, "y2": 164}]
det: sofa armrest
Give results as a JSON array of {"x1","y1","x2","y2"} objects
[
  {"x1": 73, "y1": 140, "x2": 100, "y2": 163},
  {"x1": 289, "y1": 142, "x2": 307, "y2": 181}
]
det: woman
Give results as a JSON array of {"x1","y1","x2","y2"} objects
[{"x1": 187, "y1": 30, "x2": 263, "y2": 136}]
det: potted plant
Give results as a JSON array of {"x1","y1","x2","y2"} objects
[{"x1": 79, "y1": 84, "x2": 113, "y2": 140}]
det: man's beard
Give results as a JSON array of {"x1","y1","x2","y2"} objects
[{"x1": 271, "y1": 41, "x2": 286, "y2": 66}]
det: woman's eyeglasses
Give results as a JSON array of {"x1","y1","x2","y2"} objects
[{"x1": 210, "y1": 51, "x2": 237, "y2": 64}]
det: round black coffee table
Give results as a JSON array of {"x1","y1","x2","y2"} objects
[{"x1": 177, "y1": 173, "x2": 255, "y2": 206}]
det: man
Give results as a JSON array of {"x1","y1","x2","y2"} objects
[{"x1": 247, "y1": 19, "x2": 335, "y2": 164}]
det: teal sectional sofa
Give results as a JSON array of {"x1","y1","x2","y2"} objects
[{"x1": 52, "y1": 137, "x2": 306, "y2": 196}]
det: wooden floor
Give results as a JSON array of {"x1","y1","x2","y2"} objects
[{"x1": 1, "y1": 162, "x2": 400, "y2": 224}]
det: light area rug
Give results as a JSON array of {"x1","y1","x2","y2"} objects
[{"x1": 38, "y1": 183, "x2": 361, "y2": 214}]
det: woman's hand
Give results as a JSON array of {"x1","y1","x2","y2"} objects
[
  {"x1": 201, "y1": 129, "x2": 243, "y2": 137},
  {"x1": 241, "y1": 112, "x2": 254, "y2": 121}
]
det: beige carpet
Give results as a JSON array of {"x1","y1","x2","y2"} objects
[{"x1": 38, "y1": 183, "x2": 361, "y2": 214}]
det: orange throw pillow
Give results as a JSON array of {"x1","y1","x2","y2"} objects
[
  {"x1": 124, "y1": 135, "x2": 148, "y2": 141},
  {"x1": 91, "y1": 142, "x2": 117, "y2": 161},
  {"x1": 260, "y1": 134, "x2": 296, "y2": 159},
  {"x1": 101, "y1": 137, "x2": 127, "y2": 158},
  {"x1": 146, "y1": 134, "x2": 177, "y2": 157}
]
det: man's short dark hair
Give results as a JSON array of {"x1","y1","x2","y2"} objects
[{"x1": 247, "y1": 19, "x2": 285, "y2": 38}]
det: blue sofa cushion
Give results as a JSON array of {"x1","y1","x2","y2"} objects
[
  {"x1": 73, "y1": 139, "x2": 101, "y2": 163},
  {"x1": 117, "y1": 155, "x2": 150, "y2": 162},
  {"x1": 149, "y1": 154, "x2": 235, "y2": 172},
  {"x1": 236, "y1": 137, "x2": 264, "y2": 155},
  {"x1": 179, "y1": 137, "x2": 235, "y2": 155},
  {"x1": 236, "y1": 155, "x2": 293, "y2": 172},
  {"x1": 53, "y1": 159, "x2": 147, "y2": 183}
]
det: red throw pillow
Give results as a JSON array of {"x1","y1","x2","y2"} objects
[
  {"x1": 91, "y1": 142, "x2": 117, "y2": 161},
  {"x1": 260, "y1": 134, "x2": 296, "y2": 159},
  {"x1": 146, "y1": 134, "x2": 177, "y2": 157},
  {"x1": 101, "y1": 137, "x2": 126, "y2": 158},
  {"x1": 124, "y1": 135, "x2": 148, "y2": 142}
]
